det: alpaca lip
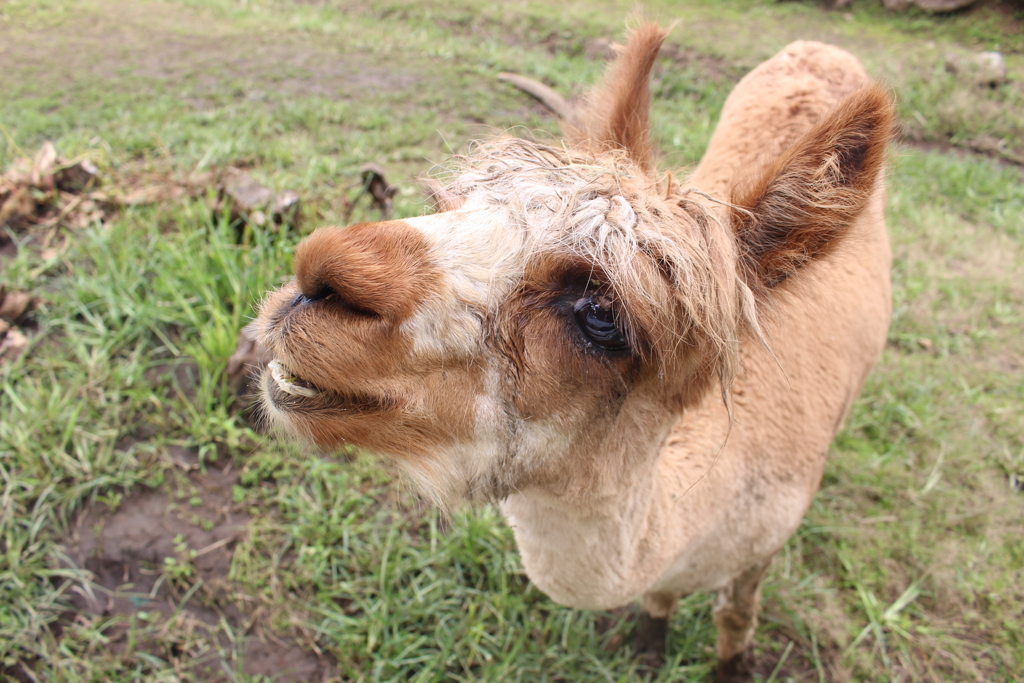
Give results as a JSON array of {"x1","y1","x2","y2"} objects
[
  {"x1": 268, "y1": 359, "x2": 319, "y2": 398},
  {"x1": 264, "y1": 363, "x2": 395, "y2": 416}
]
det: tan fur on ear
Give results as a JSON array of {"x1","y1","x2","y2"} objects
[
  {"x1": 565, "y1": 22, "x2": 669, "y2": 173},
  {"x1": 731, "y1": 84, "x2": 894, "y2": 291}
]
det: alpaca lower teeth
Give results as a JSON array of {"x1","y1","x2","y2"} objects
[{"x1": 269, "y1": 359, "x2": 318, "y2": 397}]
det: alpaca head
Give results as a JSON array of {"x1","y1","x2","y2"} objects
[{"x1": 254, "y1": 24, "x2": 893, "y2": 506}]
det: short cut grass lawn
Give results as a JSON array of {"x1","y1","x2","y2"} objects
[{"x1": 1, "y1": 0, "x2": 1022, "y2": 681}]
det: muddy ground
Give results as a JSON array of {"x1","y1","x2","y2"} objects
[{"x1": 60, "y1": 446, "x2": 335, "y2": 682}]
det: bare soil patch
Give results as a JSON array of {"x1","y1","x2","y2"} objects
[{"x1": 57, "y1": 450, "x2": 335, "y2": 682}]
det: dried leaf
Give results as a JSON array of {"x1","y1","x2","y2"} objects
[
  {"x1": 183, "y1": 170, "x2": 220, "y2": 198},
  {"x1": 0, "y1": 186, "x2": 35, "y2": 232},
  {"x1": 223, "y1": 171, "x2": 273, "y2": 211},
  {"x1": 0, "y1": 291, "x2": 36, "y2": 323},
  {"x1": 117, "y1": 184, "x2": 184, "y2": 206},
  {"x1": 55, "y1": 159, "x2": 101, "y2": 193},
  {"x1": 31, "y1": 142, "x2": 59, "y2": 188},
  {"x1": 2, "y1": 158, "x2": 32, "y2": 187},
  {"x1": 272, "y1": 191, "x2": 301, "y2": 227},
  {"x1": 0, "y1": 328, "x2": 28, "y2": 363}
]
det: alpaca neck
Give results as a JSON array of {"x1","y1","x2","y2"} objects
[{"x1": 500, "y1": 417, "x2": 698, "y2": 610}]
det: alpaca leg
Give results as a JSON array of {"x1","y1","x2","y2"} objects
[
  {"x1": 713, "y1": 558, "x2": 772, "y2": 683},
  {"x1": 634, "y1": 590, "x2": 680, "y2": 667}
]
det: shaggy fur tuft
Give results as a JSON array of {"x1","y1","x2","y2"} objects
[{"x1": 431, "y1": 137, "x2": 741, "y2": 399}]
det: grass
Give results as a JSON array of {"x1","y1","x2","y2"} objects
[{"x1": 1, "y1": 0, "x2": 1022, "y2": 681}]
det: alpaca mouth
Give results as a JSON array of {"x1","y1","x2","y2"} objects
[
  {"x1": 268, "y1": 359, "x2": 319, "y2": 398},
  {"x1": 264, "y1": 359, "x2": 395, "y2": 417}
]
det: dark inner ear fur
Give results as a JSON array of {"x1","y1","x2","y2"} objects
[
  {"x1": 565, "y1": 22, "x2": 669, "y2": 173},
  {"x1": 730, "y1": 85, "x2": 895, "y2": 291}
]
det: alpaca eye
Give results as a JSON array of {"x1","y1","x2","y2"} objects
[{"x1": 573, "y1": 298, "x2": 629, "y2": 351}]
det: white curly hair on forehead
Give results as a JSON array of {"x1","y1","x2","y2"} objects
[{"x1": 427, "y1": 135, "x2": 748, "y2": 390}]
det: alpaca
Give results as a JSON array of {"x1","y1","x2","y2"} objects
[{"x1": 254, "y1": 24, "x2": 893, "y2": 681}]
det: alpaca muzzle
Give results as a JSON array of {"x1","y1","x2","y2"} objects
[{"x1": 293, "y1": 220, "x2": 438, "y2": 325}]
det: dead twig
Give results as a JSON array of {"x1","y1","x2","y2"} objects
[
  {"x1": 344, "y1": 163, "x2": 397, "y2": 222},
  {"x1": 497, "y1": 72, "x2": 576, "y2": 123}
]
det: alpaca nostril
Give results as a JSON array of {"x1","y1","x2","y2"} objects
[
  {"x1": 300, "y1": 282, "x2": 335, "y2": 304},
  {"x1": 294, "y1": 279, "x2": 375, "y2": 317}
]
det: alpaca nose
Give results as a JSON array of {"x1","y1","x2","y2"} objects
[{"x1": 293, "y1": 221, "x2": 435, "y2": 323}]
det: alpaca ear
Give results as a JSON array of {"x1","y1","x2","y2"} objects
[
  {"x1": 730, "y1": 85, "x2": 894, "y2": 290},
  {"x1": 565, "y1": 22, "x2": 669, "y2": 172}
]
